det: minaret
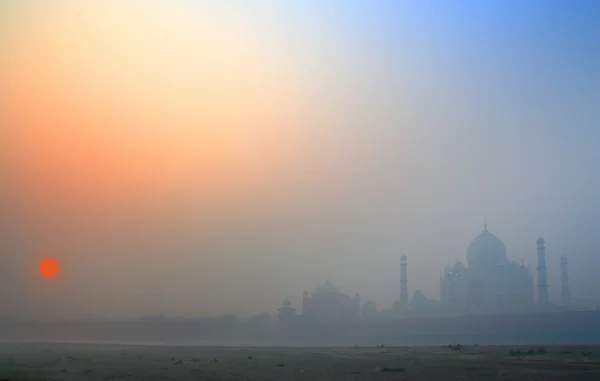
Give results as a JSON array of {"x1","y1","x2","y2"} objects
[
  {"x1": 536, "y1": 237, "x2": 549, "y2": 307},
  {"x1": 353, "y1": 292, "x2": 361, "y2": 318},
  {"x1": 560, "y1": 255, "x2": 571, "y2": 309},
  {"x1": 400, "y1": 254, "x2": 408, "y2": 309},
  {"x1": 302, "y1": 291, "x2": 309, "y2": 315}
]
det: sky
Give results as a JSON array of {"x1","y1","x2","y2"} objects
[{"x1": 0, "y1": 0, "x2": 599, "y2": 320}]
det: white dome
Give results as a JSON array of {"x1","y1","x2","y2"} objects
[
  {"x1": 466, "y1": 227, "x2": 508, "y2": 268},
  {"x1": 452, "y1": 260, "x2": 466, "y2": 271}
]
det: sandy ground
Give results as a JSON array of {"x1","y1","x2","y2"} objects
[{"x1": 0, "y1": 342, "x2": 599, "y2": 380}]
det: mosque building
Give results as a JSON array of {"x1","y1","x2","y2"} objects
[
  {"x1": 277, "y1": 298, "x2": 296, "y2": 325},
  {"x1": 278, "y1": 222, "x2": 570, "y2": 323},
  {"x1": 439, "y1": 223, "x2": 535, "y2": 314},
  {"x1": 301, "y1": 281, "x2": 360, "y2": 321}
]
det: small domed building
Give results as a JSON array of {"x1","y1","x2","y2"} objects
[
  {"x1": 440, "y1": 224, "x2": 534, "y2": 314},
  {"x1": 361, "y1": 300, "x2": 378, "y2": 319},
  {"x1": 302, "y1": 281, "x2": 360, "y2": 321},
  {"x1": 278, "y1": 298, "x2": 296, "y2": 324}
]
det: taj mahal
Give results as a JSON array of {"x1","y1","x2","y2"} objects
[
  {"x1": 279, "y1": 223, "x2": 571, "y2": 322},
  {"x1": 440, "y1": 223, "x2": 536, "y2": 314}
]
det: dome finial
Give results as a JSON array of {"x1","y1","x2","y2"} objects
[{"x1": 484, "y1": 218, "x2": 487, "y2": 231}]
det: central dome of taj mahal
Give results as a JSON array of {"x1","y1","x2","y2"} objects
[{"x1": 466, "y1": 223, "x2": 509, "y2": 268}]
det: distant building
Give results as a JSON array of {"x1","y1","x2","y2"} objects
[
  {"x1": 361, "y1": 300, "x2": 378, "y2": 318},
  {"x1": 302, "y1": 281, "x2": 360, "y2": 321},
  {"x1": 560, "y1": 255, "x2": 571, "y2": 309},
  {"x1": 249, "y1": 313, "x2": 271, "y2": 328},
  {"x1": 536, "y1": 237, "x2": 549, "y2": 308},
  {"x1": 410, "y1": 290, "x2": 441, "y2": 314},
  {"x1": 440, "y1": 224, "x2": 535, "y2": 314},
  {"x1": 399, "y1": 255, "x2": 409, "y2": 310},
  {"x1": 278, "y1": 298, "x2": 296, "y2": 324},
  {"x1": 284, "y1": 222, "x2": 574, "y2": 321}
]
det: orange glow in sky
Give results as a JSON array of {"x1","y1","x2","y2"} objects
[
  {"x1": 2, "y1": 2, "x2": 300, "y2": 214},
  {"x1": 1, "y1": 1, "x2": 348, "y2": 271}
]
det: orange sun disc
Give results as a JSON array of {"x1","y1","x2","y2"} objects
[{"x1": 40, "y1": 257, "x2": 59, "y2": 277}]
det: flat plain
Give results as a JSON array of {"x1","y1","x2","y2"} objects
[{"x1": 1, "y1": 342, "x2": 599, "y2": 380}]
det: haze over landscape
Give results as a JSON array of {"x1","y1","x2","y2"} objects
[{"x1": 1, "y1": 0, "x2": 599, "y2": 322}]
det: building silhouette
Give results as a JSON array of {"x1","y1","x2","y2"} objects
[
  {"x1": 302, "y1": 281, "x2": 360, "y2": 321},
  {"x1": 278, "y1": 298, "x2": 296, "y2": 325},
  {"x1": 440, "y1": 224, "x2": 534, "y2": 314},
  {"x1": 361, "y1": 300, "x2": 378, "y2": 318},
  {"x1": 284, "y1": 223, "x2": 572, "y2": 320},
  {"x1": 560, "y1": 255, "x2": 571, "y2": 309},
  {"x1": 399, "y1": 254, "x2": 409, "y2": 310},
  {"x1": 537, "y1": 237, "x2": 549, "y2": 308}
]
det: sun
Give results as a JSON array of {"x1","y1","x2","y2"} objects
[{"x1": 40, "y1": 257, "x2": 59, "y2": 278}]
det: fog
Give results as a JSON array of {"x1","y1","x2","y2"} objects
[{"x1": 1, "y1": 1, "x2": 599, "y2": 321}]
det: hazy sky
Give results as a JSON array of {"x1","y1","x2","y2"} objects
[{"x1": 1, "y1": 0, "x2": 599, "y2": 320}]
